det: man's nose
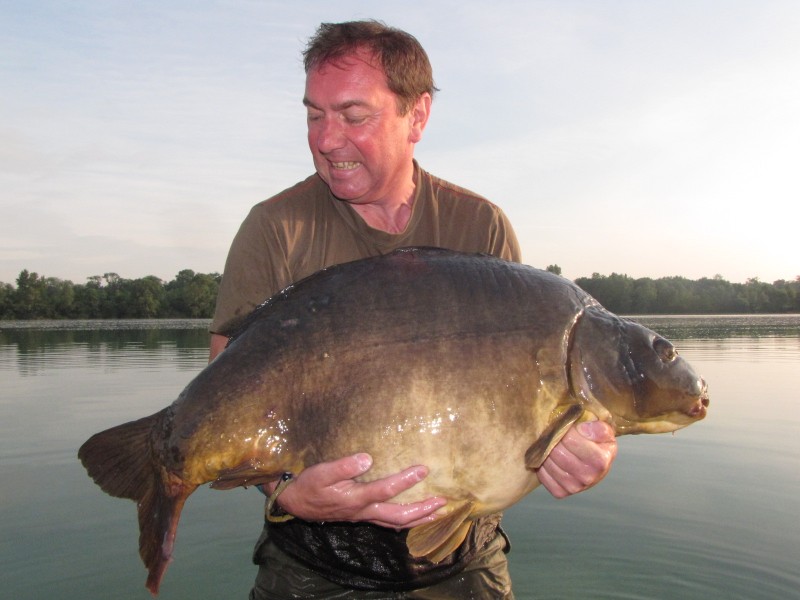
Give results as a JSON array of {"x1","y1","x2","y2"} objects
[{"x1": 312, "y1": 117, "x2": 346, "y2": 154}]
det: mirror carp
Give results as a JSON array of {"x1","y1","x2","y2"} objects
[{"x1": 78, "y1": 247, "x2": 709, "y2": 595}]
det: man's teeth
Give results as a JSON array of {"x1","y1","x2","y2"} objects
[{"x1": 332, "y1": 161, "x2": 359, "y2": 170}]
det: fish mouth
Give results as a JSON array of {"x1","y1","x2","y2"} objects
[
  {"x1": 687, "y1": 378, "x2": 710, "y2": 419},
  {"x1": 615, "y1": 378, "x2": 709, "y2": 434}
]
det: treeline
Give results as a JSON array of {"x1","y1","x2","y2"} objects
[
  {"x1": 0, "y1": 270, "x2": 220, "y2": 319},
  {"x1": 573, "y1": 272, "x2": 800, "y2": 314},
  {"x1": 1, "y1": 268, "x2": 799, "y2": 320}
]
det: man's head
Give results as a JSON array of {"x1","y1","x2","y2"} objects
[
  {"x1": 303, "y1": 20, "x2": 437, "y2": 116},
  {"x1": 302, "y1": 21, "x2": 434, "y2": 211}
]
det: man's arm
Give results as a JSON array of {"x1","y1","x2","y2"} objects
[{"x1": 208, "y1": 333, "x2": 228, "y2": 362}]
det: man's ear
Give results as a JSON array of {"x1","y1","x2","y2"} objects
[{"x1": 408, "y1": 93, "x2": 432, "y2": 143}]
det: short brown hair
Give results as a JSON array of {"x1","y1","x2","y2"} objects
[{"x1": 303, "y1": 20, "x2": 438, "y2": 114}]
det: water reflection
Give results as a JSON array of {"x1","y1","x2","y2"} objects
[
  {"x1": 0, "y1": 319, "x2": 211, "y2": 375},
  {"x1": 0, "y1": 316, "x2": 798, "y2": 600},
  {"x1": 631, "y1": 313, "x2": 800, "y2": 341}
]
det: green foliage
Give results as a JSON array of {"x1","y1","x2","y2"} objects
[
  {"x1": 165, "y1": 270, "x2": 221, "y2": 318},
  {"x1": 545, "y1": 264, "x2": 562, "y2": 276},
  {"x1": 574, "y1": 272, "x2": 800, "y2": 314},
  {"x1": 2, "y1": 267, "x2": 797, "y2": 319},
  {"x1": 0, "y1": 270, "x2": 221, "y2": 320}
]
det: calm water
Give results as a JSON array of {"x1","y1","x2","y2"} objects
[{"x1": 1, "y1": 316, "x2": 798, "y2": 599}]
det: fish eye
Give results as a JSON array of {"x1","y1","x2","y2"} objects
[{"x1": 653, "y1": 337, "x2": 677, "y2": 362}]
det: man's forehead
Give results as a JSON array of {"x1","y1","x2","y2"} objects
[{"x1": 304, "y1": 48, "x2": 393, "y2": 109}]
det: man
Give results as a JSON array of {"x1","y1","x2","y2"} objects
[{"x1": 210, "y1": 20, "x2": 617, "y2": 599}]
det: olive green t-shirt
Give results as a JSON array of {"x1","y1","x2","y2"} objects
[
  {"x1": 211, "y1": 162, "x2": 520, "y2": 335},
  {"x1": 211, "y1": 162, "x2": 521, "y2": 590}
]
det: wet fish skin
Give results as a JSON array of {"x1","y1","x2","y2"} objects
[{"x1": 78, "y1": 247, "x2": 708, "y2": 595}]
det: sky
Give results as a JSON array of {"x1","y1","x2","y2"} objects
[{"x1": 1, "y1": 0, "x2": 798, "y2": 286}]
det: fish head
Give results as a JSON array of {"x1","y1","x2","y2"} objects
[{"x1": 568, "y1": 306, "x2": 709, "y2": 434}]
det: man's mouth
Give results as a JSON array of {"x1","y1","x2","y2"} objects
[{"x1": 331, "y1": 161, "x2": 360, "y2": 170}]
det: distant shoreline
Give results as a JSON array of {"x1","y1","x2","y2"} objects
[{"x1": 2, "y1": 268, "x2": 798, "y2": 319}]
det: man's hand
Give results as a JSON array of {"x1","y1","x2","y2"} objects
[
  {"x1": 536, "y1": 421, "x2": 618, "y2": 499},
  {"x1": 267, "y1": 453, "x2": 447, "y2": 529}
]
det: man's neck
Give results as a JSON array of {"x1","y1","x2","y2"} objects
[
  {"x1": 350, "y1": 193, "x2": 415, "y2": 233},
  {"x1": 347, "y1": 163, "x2": 417, "y2": 234}
]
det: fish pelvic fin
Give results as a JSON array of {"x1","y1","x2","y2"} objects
[
  {"x1": 77, "y1": 410, "x2": 196, "y2": 596},
  {"x1": 141, "y1": 474, "x2": 195, "y2": 596},
  {"x1": 406, "y1": 500, "x2": 474, "y2": 564},
  {"x1": 524, "y1": 403, "x2": 584, "y2": 469},
  {"x1": 210, "y1": 463, "x2": 285, "y2": 491}
]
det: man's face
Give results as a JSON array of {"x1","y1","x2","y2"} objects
[{"x1": 304, "y1": 49, "x2": 426, "y2": 206}]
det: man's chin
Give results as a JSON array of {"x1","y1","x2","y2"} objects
[{"x1": 325, "y1": 180, "x2": 370, "y2": 204}]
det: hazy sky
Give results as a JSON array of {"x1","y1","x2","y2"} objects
[{"x1": 2, "y1": 0, "x2": 798, "y2": 286}]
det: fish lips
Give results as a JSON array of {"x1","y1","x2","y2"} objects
[{"x1": 688, "y1": 378, "x2": 710, "y2": 419}]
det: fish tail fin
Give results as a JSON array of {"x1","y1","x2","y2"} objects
[
  {"x1": 78, "y1": 411, "x2": 163, "y2": 501},
  {"x1": 407, "y1": 500, "x2": 475, "y2": 563},
  {"x1": 78, "y1": 410, "x2": 196, "y2": 596}
]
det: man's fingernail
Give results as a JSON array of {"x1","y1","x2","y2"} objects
[
  {"x1": 356, "y1": 453, "x2": 373, "y2": 471},
  {"x1": 431, "y1": 497, "x2": 447, "y2": 509},
  {"x1": 577, "y1": 421, "x2": 596, "y2": 438}
]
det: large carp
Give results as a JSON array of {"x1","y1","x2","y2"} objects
[{"x1": 79, "y1": 247, "x2": 708, "y2": 595}]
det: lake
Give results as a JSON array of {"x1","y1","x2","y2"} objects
[{"x1": 1, "y1": 315, "x2": 798, "y2": 599}]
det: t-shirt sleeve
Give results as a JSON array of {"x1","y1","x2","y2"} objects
[
  {"x1": 488, "y1": 206, "x2": 521, "y2": 263},
  {"x1": 210, "y1": 205, "x2": 293, "y2": 335}
]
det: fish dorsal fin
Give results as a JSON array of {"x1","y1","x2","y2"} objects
[
  {"x1": 406, "y1": 500, "x2": 474, "y2": 564},
  {"x1": 525, "y1": 403, "x2": 585, "y2": 469}
]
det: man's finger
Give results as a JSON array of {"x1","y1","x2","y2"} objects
[
  {"x1": 361, "y1": 497, "x2": 447, "y2": 529},
  {"x1": 577, "y1": 420, "x2": 616, "y2": 443},
  {"x1": 303, "y1": 453, "x2": 374, "y2": 487}
]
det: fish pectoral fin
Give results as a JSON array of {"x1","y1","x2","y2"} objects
[
  {"x1": 210, "y1": 462, "x2": 283, "y2": 491},
  {"x1": 406, "y1": 500, "x2": 475, "y2": 564},
  {"x1": 525, "y1": 403, "x2": 585, "y2": 470}
]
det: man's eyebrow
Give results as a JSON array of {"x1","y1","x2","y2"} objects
[{"x1": 302, "y1": 97, "x2": 371, "y2": 111}]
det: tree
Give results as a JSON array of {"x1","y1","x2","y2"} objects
[
  {"x1": 165, "y1": 270, "x2": 220, "y2": 317},
  {"x1": 127, "y1": 276, "x2": 165, "y2": 318},
  {"x1": 14, "y1": 270, "x2": 47, "y2": 318},
  {"x1": 694, "y1": 276, "x2": 743, "y2": 313},
  {"x1": 574, "y1": 272, "x2": 634, "y2": 313},
  {"x1": 99, "y1": 273, "x2": 127, "y2": 318},
  {"x1": 43, "y1": 277, "x2": 76, "y2": 318},
  {"x1": 2, "y1": 267, "x2": 797, "y2": 319},
  {"x1": 630, "y1": 278, "x2": 657, "y2": 313},
  {"x1": 545, "y1": 264, "x2": 562, "y2": 276},
  {"x1": 0, "y1": 282, "x2": 15, "y2": 318},
  {"x1": 73, "y1": 277, "x2": 103, "y2": 318},
  {"x1": 740, "y1": 278, "x2": 771, "y2": 312},
  {"x1": 764, "y1": 280, "x2": 794, "y2": 313},
  {"x1": 655, "y1": 277, "x2": 693, "y2": 314}
]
